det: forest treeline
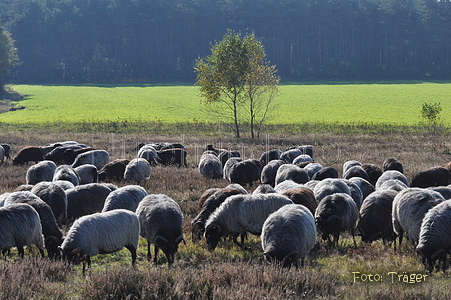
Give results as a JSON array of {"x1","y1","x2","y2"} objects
[{"x1": 1, "y1": 0, "x2": 450, "y2": 84}]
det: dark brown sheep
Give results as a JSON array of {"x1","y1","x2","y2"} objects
[
  {"x1": 13, "y1": 146, "x2": 44, "y2": 165},
  {"x1": 410, "y1": 167, "x2": 450, "y2": 188},
  {"x1": 311, "y1": 166, "x2": 339, "y2": 181},
  {"x1": 281, "y1": 187, "x2": 317, "y2": 215},
  {"x1": 157, "y1": 148, "x2": 187, "y2": 167},
  {"x1": 383, "y1": 157, "x2": 404, "y2": 174},
  {"x1": 362, "y1": 163, "x2": 383, "y2": 186},
  {"x1": 98, "y1": 159, "x2": 130, "y2": 181}
]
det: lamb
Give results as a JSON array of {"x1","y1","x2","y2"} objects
[
  {"x1": 65, "y1": 183, "x2": 114, "y2": 224},
  {"x1": 136, "y1": 194, "x2": 184, "y2": 265},
  {"x1": 98, "y1": 159, "x2": 130, "y2": 181},
  {"x1": 13, "y1": 146, "x2": 44, "y2": 165},
  {"x1": 74, "y1": 164, "x2": 98, "y2": 184},
  {"x1": 204, "y1": 193, "x2": 293, "y2": 251},
  {"x1": 375, "y1": 170, "x2": 409, "y2": 190},
  {"x1": 26, "y1": 160, "x2": 57, "y2": 185},
  {"x1": 357, "y1": 190, "x2": 397, "y2": 244},
  {"x1": 261, "y1": 204, "x2": 317, "y2": 268},
  {"x1": 274, "y1": 164, "x2": 310, "y2": 186},
  {"x1": 315, "y1": 193, "x2": 359, "y2": 246},
  {"x1": 102, "y1": 185, "x2": 148, "y2": 212},
  {"x1": 0, "y1": 203, "x2": 45, "y2": 258},
  {"x1": 191, "y1": 188, "x2": 244, "y2": 243},
  {"x1": 280, "y1": 187, "x2": 317, "y2": 216},
  {"x1": 138, "y1": 144, "x2": 158, "y2": 165},
  {"x1": 31, "y1": 181, "x2": 67, "y2": 226},
  {"x1": 3, "y1": 192, "x2": 63, "y2": 259},
  {"x1": 392, "y1": 188, "x2": 445, "y2": 248},
  {"x1": 417, "y1": 200, "x2": 451, "y2": 272},
  {"x1": 260, "y1": 159, "x2": 284, "y2": 187},
  {"x1": 53, "y1": 165, "x2": 80, "y2": 186},
  {"x1": 410, "y1": 167, "x2": 450, "y2": 188},
  {"x1": 383, "y1": 157, "x2": 404, "y2": 173},
  {"x1": 198, "y1": 152, "x2": 222, "y2": 179},
  {"x1": 72, "y1": 149, "x2": 110, "y2": 170},
  {"x1": 60, "y1": 209, "x2": 140, "y2": 273},
  {"x1": 228, "y1": 159, "x2": 262, "y2": 187},
  {"x1": 124, "y1": 158, "x2": 151, "y2": 183}
]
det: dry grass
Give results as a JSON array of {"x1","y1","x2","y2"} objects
[{"x1": 1, "y1": 129, "x2": 451, "y2": 299}]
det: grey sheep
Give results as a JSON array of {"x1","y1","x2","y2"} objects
[
  {"x1": 138, "y1": 144, "x2": 158, "y2": 165},
  {"x1": 377, "y1": 179, "x2": 408, "y2": 192},
  {"x1": 303, "y1": 162, "x2": 324, "y2": 179},
  {"x1": 53, "y1": 165, "x2": 80, "y2": 186},
  {"x1": 74, "y1": 164, "x2": 98, "y2": 184},
  {"x1": 343, "y1": 165, "x2": 370, "y2": 182},
  {"x1": 204, "y1": 193, "x2": 293, "y2": 251},
  {"x1": 259, "y1": 149, "x2": 282, "y2": 165},
  {"x1": 65, "y1": 183, "x2": 114, "y2": 224},
  {"x1": 274, "y1": 180, "x2": 304, "y2": 193},
  {"x1": 0, "y1": 203, "x2": 45, "y2": 258},
  {"x1": 343, "y1": 160, "x2": 362, "y2": 174},
  {"x1": 313, "y1": 178, "x2": 351, "y2": 204},
  {"x1": 31, "y1": 181, "x2": 67, "y2": 226},
  {"x1": 349, "y1": 177, "x2": 375, "y2": 201},
  {"x1": 392, "y1": 188, "x2": 444, "y2": 248},
  {"x1": 357, "y1": 190, "x2": 397, "y2": 244},
  {"x1": 261, "y1": 204, "x2": 317, "y2": 268},
  {"x1": 26, "y1": 160, "x2": 57, "y2": 185},
  {"x1": 375, "y1": 170, "x2": 409, "y2": 190},
  {"x1": 274, "y1": 164, "x2": 310, "y2": 186},
  {"x1": 410, "y1": 167, "x2": 450, "y2": 188},
  {"x1": 199, "y1": 152, "x2": 222, "y2": 179},
  {"x1": 60, "y1": 209, "x2": 140, "y2": 273},
  {"x1": 124, "y1": 158, "x2": 151, "y2": 183},
  {"x1": 417, "y1": 200, "x2": 451, "y2": 272},
  {"x1": 280, "y1": 148, "x2": 303, "y2": 164},
  {"x1": 71, "y1": 149, "x2": 110, "y2": 170},
  {"x1": 223, "y1": 157, "x2": 242, "y2": 181},
  {"x1": 315, "y1": 193, "x2": 359, "y2": 246},
  {"x1": 136, "y1": 194, "x2": 184, "y2": 265},
  {"x1": 292, "y1": 154, "x2": 313, "y2": 165},
  {"x1": 252, "y1": 184, "x2": 277, "y2": 195},
  {"x1": 343, "y1": 179, "x2": 363, "y2": 210},
  {"x1": 1, "y1": 143, "x2": 11, "y2": 159},
  {"x1": 102, "y1": 185, "x2": 148, "y2": 212},
  {"x1": 260, "y1": 159, "x2": 285, "y2": 187},
  {"x1": 428, "y1": 186, "x2": 451, "y2": 200}
]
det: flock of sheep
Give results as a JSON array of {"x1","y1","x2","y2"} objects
[{"x1": 1, "y1": 140, "x2": 451, "y2": 274}]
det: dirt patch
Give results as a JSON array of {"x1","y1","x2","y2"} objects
[{"x1": 0, "y1": 86, "x2": 26, "y2": 113}]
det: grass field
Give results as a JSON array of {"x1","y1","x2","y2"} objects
[{"x1": 2, "y1": 81, "x2": 450, "y2": 128}]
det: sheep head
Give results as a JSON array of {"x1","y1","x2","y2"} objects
[
  {"x1": 155, "y1": 235, "x2": 185, "y2": 265},
  {"x1": 205, "y1": 223, "x2": 223, "y2": 251},
  {"x1": 191, "y1": 220, "x2": 205, "y2": 244}
]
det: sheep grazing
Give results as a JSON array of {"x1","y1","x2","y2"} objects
[
  {"x1": 357, "y1": 190, "x2": 397, "y2": 244},
  {"x1": 259, "y1": 149, "x2": 282, "y2": 165},
  {"x1": 0, "y1": 203, "x2": 45, "y2": 258},
  {"x1": 157, "y1": 148, "x2": 187, "y2": 167},
  {"x1": 274, "y1": 164, "x2": 310, "y2": 186},
  {"x1": 124, "y1": 158, "x2": 151, "y2": 183},
  {"x1": 136, "y1": 194, "x2": 184, "y2": 265},
  {"x1": 62, "y1": 147, "x2": 96, "y2": 165},
  {"x1": 60, "y1": 209, "x2": 140, "y2": 273},
  {"x1": 392, "y1": 188, "x2": 445, "y2": 248},
  {"x1": 102, "y1": 185, "x2": 148, "y2": 212},
  {"x1": 313, "y1": 178, "x2": 351, "y2": 204},
  {"x1": 44, "y1": 143, "x2": 89, "y2": 164},
  {"x1": 204, "y1": 193, "x2": 293, "y2": 251},
  {"x1": 261, "y1": 204, "x2": 317, "y2": 268},
  {"x1": 361, "y1": 163, "x2": 383, "y2": 186},
  {"x1": 410, "y1": 167, "x2": 450, "y2": 188},
  {"x1": 315, "y1": 193, "x2": 359, "y2": 247},
  {"x1": 311, "y1": 166, "x2": 338, "y2": 181},
  {"x1": 229, "y1": 159, "x2": 262, "y2": 187},
  {"x1": 198, "y1": 152, "x2": 222, "y2": 179},
  {"x1": 138, "y1": 144, "x2": 158, "y2": 165},
  {"x1": 191, "y1": 188, "x2": 244, "y2": 243},
  {"x1": 98, "y1": 159, "x2": 130, "y2": 181},
  {"x1": 65, "y1": 183, "x2": 114, "y2": 224},
  {"x1": 13, "y1": 146, "x2": 44, "y2": 165},
  {"x1": 343, "y1": 160, "x2": 362, "y2": 174},
  {"x1": 349, "y1": 177, "x2": 375, "y2": 201},
  {"x1": 343, "y1": 165, "x2": 370, "y2": 182},
  {"x1": 31, "y1": 182, "x2": 67, "y2": 226},
  {"x1": 196, "y1": 188, "x2": 222, "y2": 213},
  {"x1": 74, "y1": 164, "x2": 98, "y2": 184},
  {"x1": 280, "y1": 187, "x2": 317, "y2": 216},
  {"x1": 383, "y1": 157, "x2": 404, "y2": 173},
  {"x1": 26, "y1": 160, "x2": 57, "y2": 185},
  {"x1": 303, "y1": 162, "x2": 324, "y2": 179},
  {"x1": 71, "y1": 149, "x2": 109, "y2": 170},
  {"x1": 375, "y1": 170, "x2": 409, "y2": 190},
  {"x1": 260, "y1": 159, "x2": 285, "y2": 187},
  {"x1": 1, "y1": 143, "x2": 11, "y2": 159},
  {"x1": 417, "y1": 200, "x2": 451, "y2": 272}
]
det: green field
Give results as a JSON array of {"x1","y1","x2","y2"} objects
[{"x1": 2, "y1": 82, "x2": 450, "y2": 126}]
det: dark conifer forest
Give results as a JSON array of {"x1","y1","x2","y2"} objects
[{"x1": 1, "y1": 0, "x2": 450, "y2": 83}]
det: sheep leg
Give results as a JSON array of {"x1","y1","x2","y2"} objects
[
  {"x1": 147, "y1": 242, "x2": 152, "y2": 261},
  {"x1": 333, "y1": 232, "x2": 340, "y2": 247},
  {"x1": 18, "y1": 246, "x2": 24, "y2": 258},
  {"x1": 154, "y1": 245, "x2": 159, "y2": 264},
  {"x1": 351, "y1": 228, "x2": 357, "y2": 247},
  {"x1": 125, "y1": 245, "x2": 137, "y2": 266}
]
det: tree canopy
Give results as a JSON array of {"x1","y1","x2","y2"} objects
[{"x1": 0, "y1": 24, "x2": 18, "y2": 94}]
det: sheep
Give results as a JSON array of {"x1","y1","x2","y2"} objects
[
  {"x1": 343, "y1": 165, "x2": 370, "y2": 182},
  {"x1": 53, "y1": 165, "x2": 80, "y2": 186},
  {"x1": 280, "y1": 148, "x2": 303, "y2": 164},
  {"x1": 357, "y1": 190, "x2": 397, "y2": 244},
  {"x1": 98, "y1": 159, "x2": 130, "y2": 181},
  {"x1": 410, "y1": 167, "x2": 450, "y2": 188},
  {"x1": 223, "y1": 157, "x2": 242, "y2": 181},
  {"x1": 157, "y1": 148, "x2": 187, "y2": 167},
  {"x1": 13, "y1": 146, "x2": 44, "y2": 165},
  {"x1": 198, "y1": 152, "x2": 222, "y2": 179},
  {"x1": 218, "y1": 150, "x2": 240, "y2": 167},
  {"x1": 428, "y1": 186, "x2": 451, "y2": 200},
  {"x1": 274, "y1": 179, "x2": 304, "y2": 193},
  {"x1": 62, "y1": 147, "x2": 96, "y2": 165},
  {"x1": 303, "y1": 162, "x2": 324, "y2": 179},
  {"x1": 60, "y1": 209, "x2": 139, "y2": 273},
  {"x1": 343, "y1": 179, "x2": 364, "y2": 210},
  {"x1": 191, "y1": 188, "x2": 244, "y2": 243},
  {"x1": 124, "y1": 158, "x2": 151, "y2": 183},
  {"x1": 53, "y1": 180, "x2": 76, "y2": 191},
  {"x1": 0, "y1": 145, "x2": 4, "y2": 166},
  {"x1": 280, "y1": 187, "x2": 317, "y2": 215},
  {"x1": 311, "y1": 166, "x2": 338, "y2": 181},
  {"x1": 259, "y1": 149, "x2": 282, "y2": 165},
  {"x1": 229, "y1": 159, "x2": 262, "y2": 187},
  {"x1": 138, "y1": 144, "x2": 158, "y2": 165},
  {"x1": 292, "y1": 154, "x2": 313, "y2": 165},
  {"x1": 260, "y1": 159, "x2": 284, "y2": 187},
  {"x1": 72, "y1": 149, "x2": 110, "y2": 170},
  {"x1": 65, "y1": 183, "x2": 114, "y2": 224},
  {"x1": 417, "y1": 200, "x2": 451, "y2": 272},
  {"x1": 44, "y1": 145, "x2": 92, "y2": 165},
  {"x1": 102, "y1": 185, "x2": 148, "y2": 212},
  {"x1": 392, "y1": 188, "x2": 445, "y2": 248},
  {"x1": 31, "y1": 181, "x2": 67, "y2": 226},
  {"x1": 315, "y1": 193, "x2": 359, "y2": 247},
  {"x1": 362, "y1": 163, "x2": 383, "y2": 186},
  {"x1": 196, "y1": 188, "x2": 222, "y2": 213},
  {"x1": 274, "y1": 164, "x2": 310, "y2": 186},
  {"x1": 261, "y1": 204, "x2": 317, "y2": 268},
  {"x1": 3, "y1": 191, "x2": 63, "y2": 259},
  {"x1": 383, "y1": 157, "x2": 404, "y2": 173},
  {"x1": 313, "y1": 178, "x2": 351, "y2": 204},
  {"x1": 204, "y1": 193, "x2": 293, "y2": 251},
  {"x1": 252, "y1": 184, "x2": 277, "y2": 194},
  {"x1": 343, "y1": 160, "x2": 362, "y2": 174},
  {"x1": 1, "y1": 143, "x2": 11, "y2": 159},
  {"x1": 136, "y1": 194, "x2": 184, "y2": 265},
  {"x1": 286, "y1": 145, "x2": 314, "y2": 159},
  {"x1": 26, "y1": 160, "x2": 57, "y2": 185},
  {"x1": 349, "y1": 177, "x2": 375, "y2": 201},
  {"x1": 74, "y1": 164, "x2": 98, "y2": 184},
  {"x1": 375, "y1": 170, "x2": 409, "y2": 190},
  {"x1": 0, "y1": 203, "x2": 45, "y2": 258},
  {"x1": 377, "y1": 179, "x2": 408, "y2": 192}
]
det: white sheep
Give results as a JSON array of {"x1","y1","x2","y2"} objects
[
  {"x1": 124, "y1": 158, "x2": 151, "y2": 183},
  {"x1": 26, "y1": 160, "x2": 57, "y2": 185}
]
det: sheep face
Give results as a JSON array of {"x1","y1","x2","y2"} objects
[
  {"x1": 60, "y1": 247, "x2": 86, "y2": 265},
  {"x1": 205, "y1": 223, "x2": 224, "y2": 251},
  {"x1": 155, "y1": 235, "x2": 184, "y2": 265},
  {"x1": 45, "y1": 236, "x2": 64, "y2": 259},
  {"x1": 191, "y1": 221, "x2": 205, "y2": 243},
  {"x1": 315, "y1": 215, "x2": 343, "y2": 242},
  {"x1": 264, "y1": 250, "x2": 300, "y2": 268},
  {"x1": 417, "y1": 246, "x2": 447, "y2": 273}
]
